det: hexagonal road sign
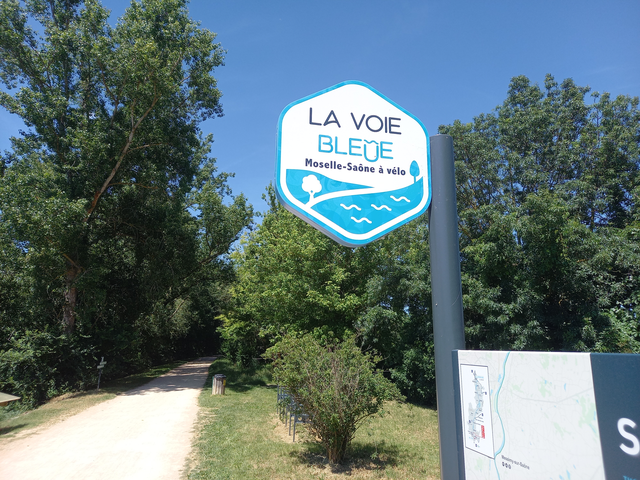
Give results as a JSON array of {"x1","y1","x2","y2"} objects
[{"x1": 276, "y1": 80, "x2": 431, "y2": 247}]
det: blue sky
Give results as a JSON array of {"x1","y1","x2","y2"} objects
[{"x1": 1, "y1": 0, "x2": 639, "y2": 212}]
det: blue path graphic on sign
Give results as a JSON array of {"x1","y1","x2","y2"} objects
[{"x1": 286, "y1": 169, "x2": 423, "y2": 234}]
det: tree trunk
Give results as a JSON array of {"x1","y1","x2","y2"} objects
[
  {"x1": 326, "y1": 435, "x2": 350, "y2": 464},
  {"x1": 62, "y1": 259, "x2": 81, "y2": 334}
]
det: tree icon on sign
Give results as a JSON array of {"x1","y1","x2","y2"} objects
[
  {"x1": 302, "y1": 175, "x2": 322, "y2": 204},
  {"x1": 410, "y1": 161, "x2": 420, "y2": 183}
]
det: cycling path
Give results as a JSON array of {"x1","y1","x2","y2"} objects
[{"x1": 0, "y1": 357, "x2": 215, "y2": 480}]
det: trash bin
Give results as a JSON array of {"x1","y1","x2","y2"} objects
[{"x1": 212, "y1": 374, "x2": 226, "y2": 395}]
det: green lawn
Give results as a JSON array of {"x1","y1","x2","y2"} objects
[{"x1": 187, "y1": 359, "x2": 441, "y2": 480}]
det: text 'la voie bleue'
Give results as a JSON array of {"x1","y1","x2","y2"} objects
[
  {"x1": 308, "y1": 108, "x2": 401, "y2": 163},
  {"x1": 309, "y1": 108, "x2": 402, "y2": 134}
]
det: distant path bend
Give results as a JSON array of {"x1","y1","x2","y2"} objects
[{"x1": 0, "y1": 357, "x2": 215, "y2": 480}]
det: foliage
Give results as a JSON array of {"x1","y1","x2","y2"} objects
[
  {"x1": 0, "y1": 331, "x2": 94, "y2": 408},
  {"x1": 220, "y1": 186, "x2": 436, "y2": 402},
  {"x1": 222, "y1": 74, "x2": 638, "y2": 409},
  {"x1": 355, "y1": 217, "x2": 435, "y2": 403},
  {"x1": 0, "y1": 0, "x2": 252, "y2": 406},
  {"x1": 442, "y1": 74, "x2": 640, "y2": 353},
  {"x1": 265, "y1": 334, "x2": 404, "y2": 464},
  {"x1": 219, "y1": 186, "x2": 375, "y2": 361}
]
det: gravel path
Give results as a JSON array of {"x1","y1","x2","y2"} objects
[{"x1": 0, "y1": 357, "x2": 215, "y2": 480}]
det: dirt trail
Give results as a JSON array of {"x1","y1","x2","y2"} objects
[{"x1": 0, "y1": 357, "x2": 215, "y2": 480}]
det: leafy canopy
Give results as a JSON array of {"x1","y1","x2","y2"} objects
[{"x1": 0, "y1": 0, "x2": 252, "y2": 406}]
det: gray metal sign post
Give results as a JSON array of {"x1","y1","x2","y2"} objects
[
  {"x1": 428, "y1": 134, "x2": 466, "y2": 480},
  {"x1": 97, "y1": 357, "x2": 106, "y2": 390}
]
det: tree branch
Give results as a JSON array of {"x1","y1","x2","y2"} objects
[{"x1": 84, "y1": 94, "x2": 160, "y2": 221}]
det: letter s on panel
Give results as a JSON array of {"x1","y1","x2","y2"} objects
[{"x1": 618, "y1": 418, "x2": 640, "y2": 456}]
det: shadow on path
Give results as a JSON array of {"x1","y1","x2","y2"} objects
[
  {"x1": 0, "y1": 356, "x2": 218, "y2": 480},
  {"x1": 121, "y1": 357, "x2": 218, "y2": 396},
  {"x1": 0, "y1": 424, "x2": 27, "y2": 437}
]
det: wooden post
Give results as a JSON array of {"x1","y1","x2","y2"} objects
[{"x1": 212, "y1": 374, "x2": 226, "y2": 395}]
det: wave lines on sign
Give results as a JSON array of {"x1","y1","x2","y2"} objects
[
  {"x1": 390, "y1": 195, "x2": 410, "y2": 203},
  {"x1": 340, "y1": 203, "x2": 362, "y2": 211},
  {"x1": 351, "y1": 216, "x2": 372, "y2": 224},
  {"x1": 370, "y1": 204, "x2": 391, "y2": 211}
]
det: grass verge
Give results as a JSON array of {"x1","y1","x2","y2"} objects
[
  {"x1": 0, "y1": 359, "x2": 187, "y2": 442},
  {"x1": 187, "y1": 358, "x2": 440, "y2": 480}
]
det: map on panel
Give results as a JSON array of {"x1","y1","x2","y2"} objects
[
  {"x1": 456, "y1": 351, "x2": 606, "y2": 480},
  {"x1": 460, "y1": 364, "x2": 494, "y2": 458}
]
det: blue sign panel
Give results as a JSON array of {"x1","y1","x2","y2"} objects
[{"x1": 276, "y1": 81, "x2": 430, "y2": 247}]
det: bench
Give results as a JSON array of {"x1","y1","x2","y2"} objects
[{"x1": 0, "y1": 392, "x2": 20, "y2": 407}]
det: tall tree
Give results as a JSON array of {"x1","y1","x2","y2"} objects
[
  {"x1": 224, "y1": 75, "x2": 639, "y2": 407},
  {"x1": 441, "y1": 74, "x2": 640, "y2": 353},
  {"x1": 0, "y1": 0, "x2": 252, "y2": 405}
]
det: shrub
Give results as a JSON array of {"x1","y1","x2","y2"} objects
[
  {"x1": 0, "y1": 331, "x2": 95, "y2": 408},
  {"x1": 265, "y1": 333, "x2": 404, "y2": 464}
]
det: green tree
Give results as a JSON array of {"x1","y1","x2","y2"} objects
[
  {"x1": 354, "y1": 215, "x2": 436, "y2": 403},
  {"x1": 0, "y1": 0, "x2": 252, "y2": 405},
  {"x1": 221, "y1": 186, "x2": 437, "y2": 402},
  {"x1": 223, "y1": 74, "x2": 638, "y2": 409},
  {"x1": 441, "y1": 74, "x2": 640, "y2": 353},
  {"x1": 219, "y1": 186, "x2": 376, "y2": 362}
]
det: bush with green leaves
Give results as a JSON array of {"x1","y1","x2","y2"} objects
[
  {"x1": 0, "y1": 331, "x2": 95, "y2": 409},
  {"x1": 265, "y1": 334, "x2": 403, "y2": 464}
]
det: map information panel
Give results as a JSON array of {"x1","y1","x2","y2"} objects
[{"x1": 455, "y1": 350, "x2": 606, "y2": 480}]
